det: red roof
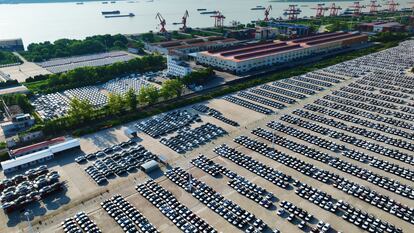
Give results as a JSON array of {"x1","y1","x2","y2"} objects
[{"x1": 11, "y1": 137, "x2": 66, "y2": 156}]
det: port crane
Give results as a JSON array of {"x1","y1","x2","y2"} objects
[
  {"x1": 284, "y1": 5, "x2": 301, "y2": 20},
  {"x1": 409, "y1": 2, "x2": 414, "y2": 15},
  {"x1": 174, "y1": 10, "x2": 189, "y2": 31},
  {"x1": 349, "y1": 2, "x2": 365, "y2": 16},
  {"x1": 264, "y1": 5, "x2": 272, "y2": 21},
  {"x1": 329, "y1": 3, "x2": 342, "y2": 16},
  {"x1": 155, "y1": 12, "x2": 167, "y2": 33},
  {"x1": 385, "y1": 0, "x2": 399, "y2": 12},
  {"x1": 211, "y1": 11, "x2": 225, "y2": 27},
  {"x1": 369, "y1": 0, "x2": 381, "y2": 13},
  {"x1": 311, "y1": 3, "x2": 328, "y2": 18}
]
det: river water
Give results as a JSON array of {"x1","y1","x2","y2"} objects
[{"x1": 0, "y1": 0, "x2": 411, "y2": 46}]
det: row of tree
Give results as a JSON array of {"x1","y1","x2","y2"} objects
[
  {"x1": 46, "y1": 79, "x2": 184, "y2": 130},
  {"x1": 1, "y1": 94, "x2": 34, "y2": 114},
  {"x1": 27, "y1": 55, "x2": 166, "y2": 93},
  {"x1": 0, "y1": 51, "x2": 21, "y2": 65},
  {"x1": 21, "y1": 34, "x2": 129, "y2": 62}
]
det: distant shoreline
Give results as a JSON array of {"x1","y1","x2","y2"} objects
[
  {"x1": 269, "y1": 0, "x2": 355, "y2": 2},
  {"x1": 0, "y1": 0, "x2": 124, "y2": 4}
]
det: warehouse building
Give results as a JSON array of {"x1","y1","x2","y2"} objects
[
  {"x1": 1, "y1": 138, "x2": 80, "y2": 173},
  {"x1": 195, "y1": 32, "x2": 368, "y2": 74},
  {"x1": 358, "y1": 21, "x2": 405, "y2": 33},
  {"x1": 0, "y1": 38, "x2": 24, "y2": 51},
  {"x1": 167, "y1": 55, "x2": 192, "y2": 77},
  {"x1": 145, "y1": 36, "x2": 240, "y2": 57},
  {"x1": 0, "y1": 114, "x2": 35, "y2": 137}
]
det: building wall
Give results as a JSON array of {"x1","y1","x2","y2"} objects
[
  {"x1": 196, "y1": 36, "x2": 366, "y2": 73},
  {"x1": 167, "y1": 56, "x2": 192, "y2": 77}
]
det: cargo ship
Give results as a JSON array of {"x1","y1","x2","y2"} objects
[
  {"x1": 197, "y1": 8, "x2": 207, "y2": 11},
  {"x1": 200, "y1": 11, "x2": 218, "y2": 15},
  {"x1": 105, "y1": 13, "x2": 135, "y2": 18},
  {"x1": 251, "y1": 6, "x2": 265, "y2": 10},
  {"x1": 102, "y1": 10, "x2": 120, "y2": 15}
]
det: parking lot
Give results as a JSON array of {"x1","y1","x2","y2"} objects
[{"x1": 1, "y1": 40, "x2": 414, "y2": 233}]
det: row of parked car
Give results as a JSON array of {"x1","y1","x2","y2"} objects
[
  {"x1": 279, "y1": 200, "x2": 330, "y2": 233},
  {"x1": 238, "y1": 91, "x2": 286, "y2": 109},
  {"x1": 191, "y1": 155, "x2": 274, "y2": 209},
  {"x1": 314, "y1": 98, "x2": 414, "y2": 131},
  {"x1": 297, "y1": 104, "x2": 414, "y2": 151},
  {"x1": 340, "y1": 86, "x2": 407, "y2": 105},
  {"x1": 135, "y1": 110, "x2": 200, "y2": 138},
  {"x1": 296, "y1": 184, "x2": 402, "y2": 233},
  {"x1": 165, "y1": 167, "x2": 269, "y2": 232},
  {"x1": 305, "y1": 71, "x2": 343, "y2": 83},
  {"x1": 250, "y1": 88, "x2": 296, "y2": 105},
  {"x1": 160, "y1": 123, "x2": 227, "y2": 154},
  {"x1": 252, "y1": 127, "x2": 332, "y2": 163},
  {"x1": 136, "y1": 179, "x2": 215, "y2": 233},
  {"x1": 192, "y1": 104, "x2": 239, "y2": 127},
  {"x1": 1, "y1": 165, "x2": 64, "y2": 213},
  {"x1": 282, "y1": 78, "x2": 324, "y2": 92},
  {"x1": 267, "y1": 121, "x2": 344, "y2": 152},
  {"x1": 261, "y1": 84, "x2": 307, "y2": 99},
  {"x1": 255, "y1": 122, "x2": 414, "y2": 200},
  {"x1": 332, "y1": 90, "x2": 398, "y2": 110},
  {"x1": 324, "y1": 94, "x2": 391, "y2": 116},
  {"x1": 333, "y1": 177, "x2": 414, "y2": 224},
  {"x1": 61, "y1": 211, "x2": 102, "y2": 233},
  {"x1": 101, "y1": 194, "x2": 158, "y2": 233},
  {"x1": 292, "y1": 75, "x2": 333, "y2": 88},
  {"x1": 234, "y1": 132, "x2": 414, "y2": 230},
  {"x1": 233, "y1": 135, "x2": 334, "y2": 184},
  {"x1": 83, "y1": 142, "x2": 158, "y2": 185},
  {"x1": 303, "y1": 103, "x2": 414, "y2": 140},
  {"x1": 272, "y1": 81, "x2": 316, "y2": 95},
  {"x1": 213, "y1": 144, "x2": 291, "y2": 189},
  {"x1": 223, "y1": 96, "x2": 273, "y2": 115},
  {"x1": 329, "y1": 157, "x2": 414, "y2": 199},
  {"x1": 292, "y1": 109, "x2": 414, "y2": 165},
  {"x1": 0, "y1": 165, "x2": 49, "y2": 192},
  {"x1": 338, "y1": 200, "x2": 403, "y2": 233}
]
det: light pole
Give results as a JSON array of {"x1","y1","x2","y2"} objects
[{"x1": 21, "y1": 210, "x2": 34, "y2": 233}]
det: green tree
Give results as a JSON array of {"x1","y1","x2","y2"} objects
[
  {"x1": 125, "y1": 88, "x2": 138, "y2": 110},
  {"x1": 67, "y1": 98, "x2": 94, "y2": 124},
  {"x1": 160, "y1": 79, "x2": 184, "y2": 99},
  {"x1": 108, "y1": 93, "x2": 124, "y2": 115},
  {"x1": 138, "y1": 85, "x2": 159, "y2": 105}
]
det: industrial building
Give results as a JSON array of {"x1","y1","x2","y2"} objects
[
  {"x1": 145, "y1": 36, "x2": 240, "y2": 57},
  {"x1": 358, "y1": 21, "x2": 405, "y2": 33},
  {"x1": 195, "y1": 32, "x2": 368, "y2": 73},
  {"x1": 1, "y1": 137, "x2": 80, "y2": 173},
  {"x1": 255, "y1": 27, "x2": 279, "y2": 40},
  {"x1": 0, "y1": 114, "x2": 35, "y2": 137},
  {"x1": 267, "y1": 22, "x2": 310, "y2": 37},
  {"x1": 167, "y1": 55, "x2": 192, "y2": 77},
  {"x1": 0, "y1": 38, "x2": 24, "y2": 51}
]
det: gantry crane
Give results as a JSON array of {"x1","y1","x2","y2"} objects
[
  {"x1": 369, "y1": 0, "x2": 381, "y2": 13},
  {"x1": 349, "y1": 2, "x2": 365, "y2": 16},
  {"x1": 178, "y1": 10, "x2": 189, "y2": 31},
  {"x1": 311, "y1": 3, "x2": 328, "y2": 18},
  {"x1": 155, "y1": 12, "x2": 167, "y2": 33},
  {"x1": 264, "y1": 5, "x2": 272, "y2": 21},
  {"x1": 385, "y1": 0, "x2": 399, "y2": 12},
  {"x1": 329, "y1": 3, "x2": 342, "y2": 16},
  {"x1": 284, "y1": 5, "x2": 301, "y2": 20},
  {"x1": 211, "y1": 11, "x2": 225, "y2": 27}
]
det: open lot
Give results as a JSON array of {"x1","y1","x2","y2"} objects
[{"x1": 1, "y1": 41, "x2": 414, "y2": 233}]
